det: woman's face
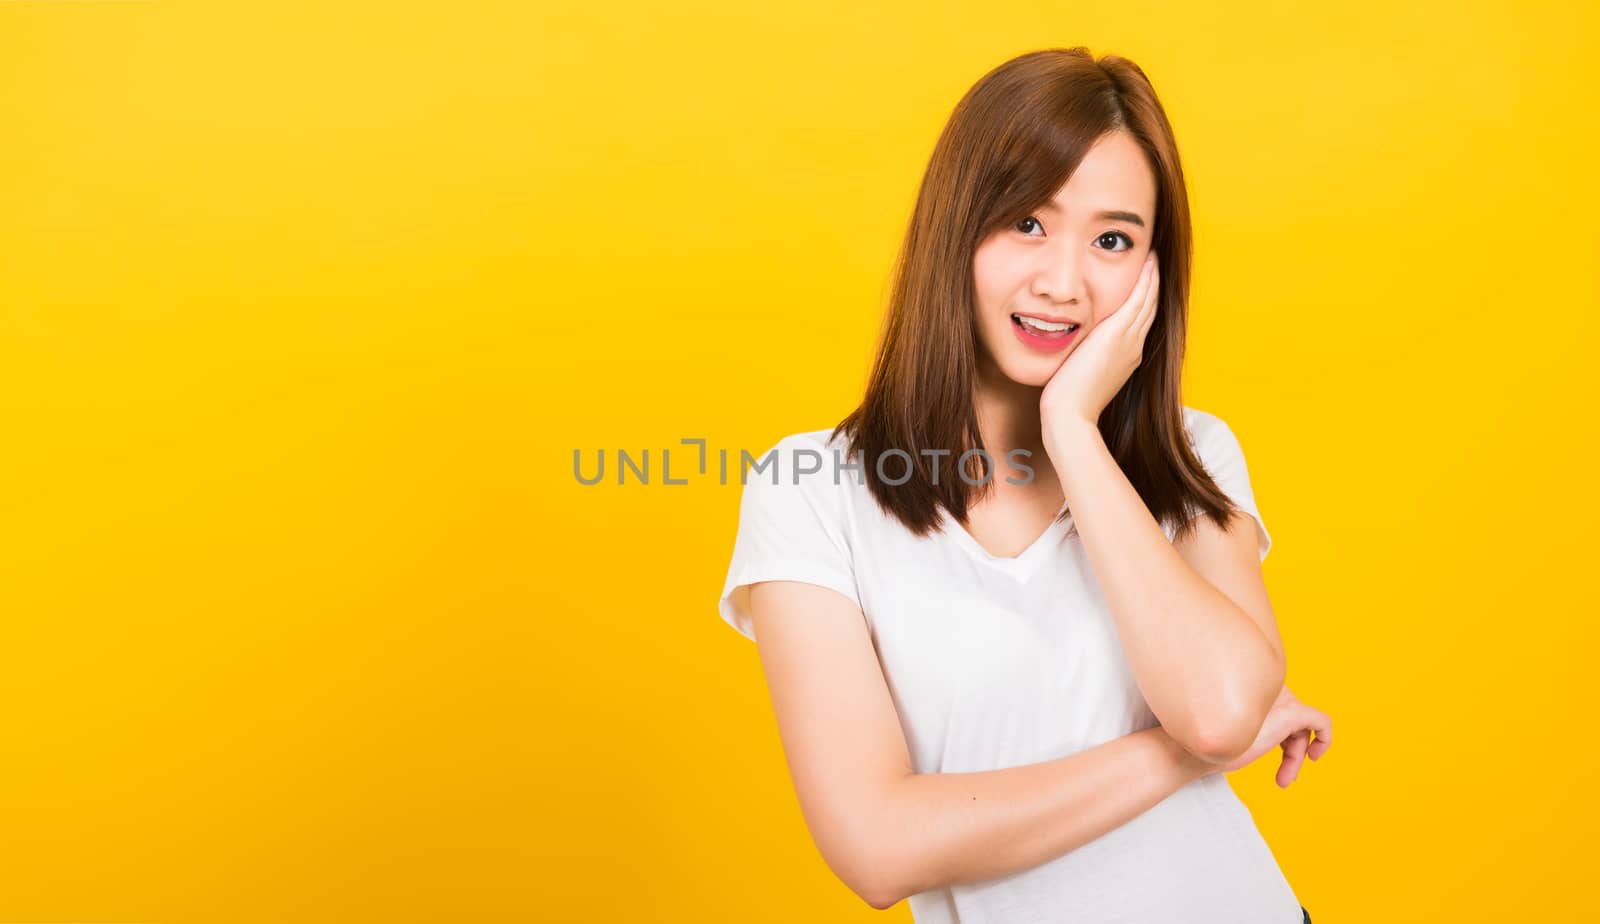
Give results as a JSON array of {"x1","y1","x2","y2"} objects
[{"x1": 972, "y1": 130, "x2": 1159, "y2": 388}]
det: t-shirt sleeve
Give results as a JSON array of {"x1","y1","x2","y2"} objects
[
  {"x1": 1195, "y1": 416, "x2": 1273, "y2": 563},
  {"x1": 717, "y1": 438, "x2": 862, "y2": 643}
]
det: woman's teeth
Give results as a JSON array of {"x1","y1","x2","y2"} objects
[{"x1": 1014, "y1": 314, "x2": 1080, "y2": 334}]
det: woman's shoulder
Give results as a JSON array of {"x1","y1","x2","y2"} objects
[
  {"x1": 747, "y1": 427, "x2": 854, "y2": 470},
  {"x1": 1180, "y1": 404, "x2": 1243, "y2": 450},
  {"x1": 739, "y1": 427, "x2": 862, "y2": 508},
  {"x1": 1181, "y1": 403, "x2": 1220, "y2": 435},
  {"x1": 771, "y1": 425, "x2": 851, "y2": 451}
]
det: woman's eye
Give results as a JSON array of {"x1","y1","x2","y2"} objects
[{"x1": 1016, "y1": 221, "x2": 1133, "y2": 251}]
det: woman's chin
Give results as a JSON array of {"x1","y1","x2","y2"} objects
[{"x1": 993, "y1": 353, "x2": 1064, "y2": 389}]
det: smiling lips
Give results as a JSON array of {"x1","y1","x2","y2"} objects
[{"x1": 1011, "y1": 313, "x2": 1082, "y2": 353}]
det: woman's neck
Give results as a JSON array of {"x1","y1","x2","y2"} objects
[{"x1": 974, "y1": 355, "x2": 1047, "y2": 463}]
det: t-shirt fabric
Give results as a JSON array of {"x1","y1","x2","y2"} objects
[{"x1": 717, "y1": 406, "x2": 1302, "y2": 923}]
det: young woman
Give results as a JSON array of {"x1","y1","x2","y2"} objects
[{"x1": 717, "y1": 47, "x2": 1332, "y2": 923}]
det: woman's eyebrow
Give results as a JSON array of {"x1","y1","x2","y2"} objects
[{"x1": 1039, "y1": 201, "x2": 1146, "y2": 227}]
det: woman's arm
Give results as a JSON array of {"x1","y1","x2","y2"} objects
[
  {"x1": 748, "y1": 579, "x2": 1216, "y2": 911},
  {"x1": 1045, "y1": 418, "x2": 1285, "y2": 763}
]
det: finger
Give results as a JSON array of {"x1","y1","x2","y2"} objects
[
  {"x1": 1135, "y1": 262, "x2": 1160, "y2": 339},
  {"x1": 1276, "y1": 730, "x2": 1309, "y2": 788},
  {"x1": 1274, "y1": 738, "x2": 1298, "y2": 787},
  {"x1": 1115, "y1": 255, "x2": 1156, "y2": 324},
  {"x1": 1305, "y1": 716, "x2": 1331, "y2": 757},
  {"x1": 1292, "y1": 703, "x2": 1331, "y2": 754}
]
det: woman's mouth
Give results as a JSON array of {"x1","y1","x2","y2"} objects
[{"x1": 1011, "y1": 313, "x2": 1081, "y2": 353}]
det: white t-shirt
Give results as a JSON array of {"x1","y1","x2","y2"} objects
[{"x1": 717, "y1": 406, "x2": 1303, "y2": 923}]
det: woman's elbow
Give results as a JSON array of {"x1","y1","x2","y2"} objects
[
  {"x1": 859, "y1": 881, "x2": 903, "y2": 912},
  {"x1": 1187, "y1": 690, "x2": 1276, "y2": 764},
  {"x1": 815, "y1": 806, "x2": 915, "y2": 910},
  {"x1": 1184, "y1": 721, "x2": 1255, "y2": 765},
  {"x1": 829, "y1": 834, "x2": 911, "y2": 910},
  {"x1": 1190, "y1": 658, "x2": 1283, "y2": 762}
]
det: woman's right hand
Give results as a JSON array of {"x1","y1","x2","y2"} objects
[{"x1": 1216, "y1": 685, "x2": 1333, "y2": 786}]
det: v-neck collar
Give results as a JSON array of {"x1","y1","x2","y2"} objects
[{"x1": 938, "y1": 499, "x2": 1072, "y2": 576}]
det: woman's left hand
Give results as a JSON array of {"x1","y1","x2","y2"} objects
[
  {"x1": 1039, "y1": 252, "x2": 1160, "y2": 453},
  {"x1": 1215, "y1": 684, "x2": 1334, "y2": 786}
]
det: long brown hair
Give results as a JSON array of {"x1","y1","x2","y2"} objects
[{"x1": 833, "y1": 47, "x2": 1248, "y2": 545}]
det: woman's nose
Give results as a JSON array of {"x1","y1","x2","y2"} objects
[{"x1": 1030, "y1": 248, "x2": 1087, "y2": 304}]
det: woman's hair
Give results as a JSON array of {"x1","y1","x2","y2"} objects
[{"x1": 834, "y1": 47, "x2": 1249, "y2": 544}]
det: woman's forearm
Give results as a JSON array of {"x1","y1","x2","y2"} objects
[
  {"x1": 1046, "y1": 420, "x2": 1282, "y2": 758},
  {"x1": 867, "y1": 725, "x2": 1213, "y2": 908}
]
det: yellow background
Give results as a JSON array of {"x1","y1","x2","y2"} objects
[{"x1": 2, "y1": 1, "x2": 1595, "y2": 921}]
